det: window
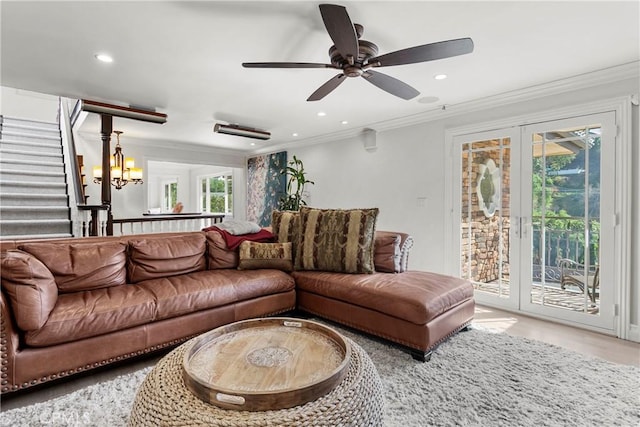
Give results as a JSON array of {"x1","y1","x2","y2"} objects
[
  {"x1": 162, "y1": 179, "x2": 178, "y2": 212},
  {"x1": 200, "y1": 173, "x2": 233, "y2": 215}
]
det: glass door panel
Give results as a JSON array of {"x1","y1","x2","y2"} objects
[
  {"x1": 459, "y1": 131, "x2": 520, "y2": 310},
  {"x1": 521, "y1": 112, "x2": 615, "y2": 330}
]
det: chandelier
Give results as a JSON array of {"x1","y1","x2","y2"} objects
[{"x1": 92, "y1": 131, "x2": 143, "y2": 190}]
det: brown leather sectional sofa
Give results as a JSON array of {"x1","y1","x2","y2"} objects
[{"x1": 0, "y1": 229, "x2": 474, "y2": 395}]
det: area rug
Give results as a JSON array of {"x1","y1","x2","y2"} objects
[{"x1": 1, "y1": 324, "x2": 638, "y2": 427}]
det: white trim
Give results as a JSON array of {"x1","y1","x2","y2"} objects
[
  {"x1": 615, "y1": 96, "x2": 634, "y2": 340},
  {"x1": 252, "y1": 62, "x2": 639, "y2": 156},
  {"x1": 445, "y1": 96, "x2": 635, "y2": 338}
]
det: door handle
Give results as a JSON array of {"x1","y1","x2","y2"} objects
[{"x1": 521, "y1": 216, "x2": 529, "y2": 238}]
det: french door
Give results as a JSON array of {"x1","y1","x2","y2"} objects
[{"x1": 454, "y1": 112, "x2": 616, "y2": 332}]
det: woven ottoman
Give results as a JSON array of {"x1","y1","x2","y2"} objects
[{"x1": 128, "y1": 335, "x2": 384, "y2": 426}]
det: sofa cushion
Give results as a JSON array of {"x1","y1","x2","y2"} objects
[
  {"x1": 24, "y1": 285, "x2": 156, "y2": 347},
  {"x1": 271, "y1": 210, "x2": 300, "y2": 245},
  {"x1": 1, "y1": 250, "x2": 58, "y2": 331},
  {"x1": 205, "y1": 231, "x2": 239, "y2": 269},
  {"x1": 19, "y1": 241, "x2": 127, "y2": 292},
  {"x1": 374, "y1": 232, "x2": 402, "y2": 273},
  {"x1": 292, "y1": 270, "x2": 474, "y2": 325},
  {"x1": 238, "y1": 241, "x2": 293, "y2": 271},
  {"x1": 295, "y1": 207, "x2": 378, "y2": 274},
  {"x1": 137, "y1": 269, "x2": 295, "y2": 320},
  {"x1": 128, "y1": 233, "x2": 206, "y2": 283}
]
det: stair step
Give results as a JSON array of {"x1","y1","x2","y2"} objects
[
  {"x1": 0, "y1": 169, "x2": 66, "y2": 183},
  {"x1": 0, "y1": 193, "x2": 68, "y2": 206},
  {"x1": 0, "y1": 148, "x2": 63, "y2": 162},
  {"x1": 0, "y1": 180, "x2": 67, "y2": 195},
  {"x1": 1, "y1": 123, "x2": 61, "y2": 138},
  {"x1": 0, "y1": 138, "x2": 63, "y2": 154},
  {"x1": 1, "y1": 158, "x2": 65, "y2": 173},
  {"x1": 0, "y1": 116, "x2": 74, "y2": 240},
  {"x1": 1, "y1": 116, "x2": 59, "y2": 131},
  {"x1": 0, "y1": 206, "x2": 70, "y2": 220},
  {"x1": 0, "y1": 219, "x2": 72, "y2": 238},
  {"x1": 0, "y1": 130, "x2": 61, "y2": 144}
]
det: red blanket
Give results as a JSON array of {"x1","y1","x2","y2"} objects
[{"x1": 202, "y1": 226, "x2": 275, "y2": 250}]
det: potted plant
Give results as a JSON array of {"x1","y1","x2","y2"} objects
[{"x1": 278, "y1": 155, "x2": 314, "y2": 211}]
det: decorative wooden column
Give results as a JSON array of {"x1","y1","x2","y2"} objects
[{"x1": 100, "y1": 114, "x2": 114, "y2": 235}]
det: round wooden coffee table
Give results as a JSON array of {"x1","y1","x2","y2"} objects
[
  {"x1": 128, "y1": 318, "x2": 384, "y2": 426},
  {"x1": 182, "y1": 318, "x2": 351, "y2": 411}
]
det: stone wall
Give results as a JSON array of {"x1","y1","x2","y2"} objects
[{"x1": 461, "y1": 140, "x2": 511, "y2": 284}]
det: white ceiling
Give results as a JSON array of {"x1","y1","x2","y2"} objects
[{"x1": 2, "y1": 1, "x2": 638, "y2": 152}]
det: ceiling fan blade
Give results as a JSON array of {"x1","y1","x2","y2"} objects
[
  {"x1": 319, "y1": 4, "x2": 359, "y2": 63},
  {"x1": 307, "y1": 73, "x2": 346, "y2": 101},
  {"x1": 369, "y1": 38, "x2": 474, "y2": 67},
  {"x1": 242, "y1": 62, "x2": 335, "y2": 69},
  {"x1": 362, "y1": 70, "x2": 419, "y2": 100}
]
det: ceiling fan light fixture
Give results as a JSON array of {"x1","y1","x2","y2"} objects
[{"x1": 213, "y1": 123, "x2": 270, "y2": 140}]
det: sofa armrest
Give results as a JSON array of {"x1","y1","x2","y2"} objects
[
  {"x1": 1, "y1": 291, "x2": 20, "y2": 393},
  {"x1": 398, "y1": 234, "x2": 414, "y2": 272}
]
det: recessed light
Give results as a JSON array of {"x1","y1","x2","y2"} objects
[
  {"x1": 292, "y1": 133, "x2": 299, "y2": 137},
  {"x1": 341, "y1": 120, "x2": 348, "y2": 125},
  {"x1": 95, "y1": 53, "x2": 114, "y2": 63},
  {"x1": 434, "y1": 74, "x2": 447, "y2": 80},
  {"x1": 317, "y1": 112, "x2": 326, "y2": 117},
  {"x1": 250, "y1": 142, "x2": 256, "y2": 146}
]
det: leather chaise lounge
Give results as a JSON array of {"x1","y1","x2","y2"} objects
[{"x1": 1, "y1": 214, "x2": 474, "y2": 395}]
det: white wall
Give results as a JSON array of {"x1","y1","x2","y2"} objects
[{"x1": 0, "y1": 87, "x2": 58, "y2": 122}]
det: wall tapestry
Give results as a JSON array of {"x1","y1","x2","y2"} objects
[{"x1": 246, "y1": 151, "x2": 287, "y2": 227}]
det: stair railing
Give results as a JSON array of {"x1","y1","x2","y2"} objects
[{"x1": 59, "y1": 98, "x2": 109, "y2": 237}]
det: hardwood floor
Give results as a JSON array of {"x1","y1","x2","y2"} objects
[
  {"x1": 1, "y1": 305, "x2": 638, "y2": 411},
  {"x1": 473, "y1": 304, "x2": 640, "y2": 366}
]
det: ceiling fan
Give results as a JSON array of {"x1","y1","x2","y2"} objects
[{"x1": 242, "y1": 4, "x2": 474, "y2": 101}]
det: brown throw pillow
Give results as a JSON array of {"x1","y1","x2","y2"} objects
[
  {"x1": 295, "y1": 207, "x2": 378, "y2": 274},
  {"x1": 238, "y1": 241, "x2": 293, "y2": 272},
  {"x1": 374, "y1": 232, "x2": 402, "y2": 273},
  {"x1": 1, "y1": 250, "x2": 58, "y2": 331},
  {"x1": 19, "y1": 241, "x2": 127, "y2": 293}
]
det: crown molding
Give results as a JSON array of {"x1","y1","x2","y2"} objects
[{"x1": 248, "y1": 61, "x2": 639, "y2": 156}]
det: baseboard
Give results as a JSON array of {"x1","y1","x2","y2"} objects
[{"x1": 627, "y1": 324, "x2": 640, "y2": 343}]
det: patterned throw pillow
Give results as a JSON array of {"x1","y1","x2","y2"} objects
[
  {"x1": 271, "y1": 210, "x2": 300, "y2": 244},
  {"x1": 295, "y1": 207, "x2": 379, "y2": 274},
  {"x1": 238, "y1": 241, "x2": 293, "y2": 271}
]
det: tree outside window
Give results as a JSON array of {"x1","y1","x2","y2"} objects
[{"x1": 200, "y1": 173, "x2": 233, "y2": 215}]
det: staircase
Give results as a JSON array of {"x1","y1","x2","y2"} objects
[{"x1": 0, "y1": 116, "x2": 72, "y2": 239}]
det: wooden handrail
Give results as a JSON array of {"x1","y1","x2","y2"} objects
[{"x1": 113, "y1": 213, "x2": 225, "y2": 224}]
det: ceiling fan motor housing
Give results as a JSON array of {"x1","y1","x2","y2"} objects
[{"x1": 329, "y1": 33, "x2": 379, "y2": 78}]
